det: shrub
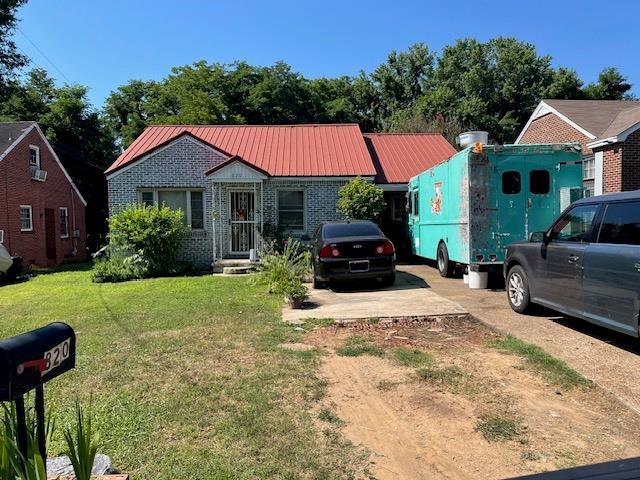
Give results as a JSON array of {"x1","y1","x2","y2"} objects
[
  {"x1": 337, "y1": 177, "x2": 385, "y2": 220},
  {"x1": 91, "y1": 251, "x2": 148, "y2": 283},
  {"x1": 107, "y1": 204, "x2": 186, "y2": 275},
  {"x1": 282, "y1": 277, "x2": 308, "y2": 301},
  {"x1": 257, "y1": 239, "x2": 311, "y2": 295}
]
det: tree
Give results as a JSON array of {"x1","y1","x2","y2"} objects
[
  {"x1": 371, "y1": 43, "x2": 434, "y2": 127},
  {"x1": 337, "y1": 177, "x2": 385, "y2": 220},
  {"x1": 543, "y1": 67, "x2": 585, "y2": 100},
  {"x1": 0, "y1": 0, "x2": 28, "y2": 93},
  {"x1": 583, "y1": 67, "x2": 634, "y2": 100}
]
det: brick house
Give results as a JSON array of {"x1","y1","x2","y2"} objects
[
  {"x1": 0, "y1": 122, "x2": 87, "y2": 266},
  {"x1": 105, "y1": 124, "x2": 455, "y2": 268},
  {"x1": 516, "y1": 99, "x2": 640, "y2": 195}
]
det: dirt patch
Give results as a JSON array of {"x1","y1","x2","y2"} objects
[{"x1": 306, "y1": 319, "x2": 640, "y2": 479}]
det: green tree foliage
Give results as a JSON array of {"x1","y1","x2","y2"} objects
[
  {"x1": 337, "y1": 177, "x2": 385, "y2": 220},
  {"x1": 583, "y1": 67, "x2": 634, "y2": 100},
  {"x1": 103, "y1": 39, "x2": 635, "y2": 147},
  {"x1": 0, "y1": 0, "x2": 28, "y2": 93}
]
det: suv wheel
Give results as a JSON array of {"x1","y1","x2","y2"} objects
[{"x1": 507, "y1": 265, "x2": 531, "y2": 313}]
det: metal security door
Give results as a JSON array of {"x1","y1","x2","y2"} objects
[{"x1": 229, "y1": 191, "x2": 256, "y2": 254}]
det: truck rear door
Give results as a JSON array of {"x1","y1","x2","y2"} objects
[{"x1": 494, "y1": 156, "x2": 527, "y2": 251}]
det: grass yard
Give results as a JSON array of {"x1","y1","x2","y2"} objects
[{"x1": 0, "y1": 266, "x2": 359, "y2": 479}]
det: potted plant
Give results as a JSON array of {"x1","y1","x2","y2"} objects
[{"x1": 283, "y1": 278, "x2": 307, "y2": 309}]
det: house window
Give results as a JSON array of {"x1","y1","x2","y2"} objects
[
  {"x1": 583, "y1": 156, "x2": 595, "y2": 180},
  {"x1": 502, "y1": 171, "x2": 521, "y2": 194},
  {"x1": 59, "y1": 207, "x2": 69, "y2": 238},
  {"x1": 391, "y1": 197, "x2": 405, "y2": 221},
  {"x1": 20, "y1": 205, "x2": 33, "y2": 232},
  {"x1": 529, "y1": 170, "x2": 550, "y2": 194},
  {"x1": 139, "y1": 189, "x2": 204, "y2": 229},
  {"x1": 190, "y1": 191, "x2": 204, "y2": 229},
  {"x1": 277, "y1": 190, "x2": 304, "y2": 230},
  {"x1": 29, "y1": 145, "x2": 40, "y2": 169},
  {"x1": 141, "y1": 191, "x2": 155, "y2": 207}
]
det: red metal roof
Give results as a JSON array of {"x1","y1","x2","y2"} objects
[
  {"x1": 106, "y1": 124, "x2": 377, "y2": 177},
  {"x1": 363, "y1": 133, "x2": 457, "y2": 184}
]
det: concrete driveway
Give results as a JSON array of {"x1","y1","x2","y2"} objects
[
  {"x1": 282, "y1": 269, "x2": 467, "y2": 325},
  {"x1": 403, "y1": 263, "x2": 640, "y2": 416}
]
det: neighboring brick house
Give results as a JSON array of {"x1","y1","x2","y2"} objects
[
  {"x1": 105, "y1": 125, "x2": 455, "y2": 268},
  {"x1": 516, "y1": 99, "x2": 640, "y2": 196},
  {"x1": 0, "y1": 122, "x2": 87, "y2": 266}
]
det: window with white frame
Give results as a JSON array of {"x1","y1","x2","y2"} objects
[
  {"x1": 29, "y1": 145, "x2": 40, "y2": 169},
  {"x1": 20, "y1": 205, "x2": 33, "y2": 232},
  {"x1": 138, "y1": 189, "x2": 204, "y2": 229},
  {"x1": 583, "y1": 156, "x2": 595, "y2": 180},
  {"x1": 59, "y1": 207, "x2": 69, "y2": 238},
  {"x1": 277, "y1": 190, "x2": 304, "y2": 230}
]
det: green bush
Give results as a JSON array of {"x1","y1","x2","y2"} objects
[
  {"x1": 91, "y1": 251, "x2": 148, "y2": 283},
  {"x1": 337, "y1": 177, "x2": 385, "y2": 220},
  {"x1": 258, "y1": 239, "x2": 311, "y2": 295},
  {"x1": 282, "y1": 277, "x2": 308, "y2": 301},
  {"x1": 108, "y1": 204, "x2": 186, "y2": 275}
]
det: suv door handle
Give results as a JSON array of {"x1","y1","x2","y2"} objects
[{"x1": 568, "y1": 255, "x2": 580, "y2": 263}]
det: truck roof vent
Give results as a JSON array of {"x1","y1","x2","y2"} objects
[{"x1": 456, "y1": 131, "x2": 489, "y2": 149}]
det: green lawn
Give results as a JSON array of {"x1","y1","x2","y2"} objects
[{"x1": 0, "y1": 267, "x2": 357, "y2": 479}]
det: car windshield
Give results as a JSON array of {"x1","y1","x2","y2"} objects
[{"x1": 323, "y1": 222, "x2": 381, "y2": 238}]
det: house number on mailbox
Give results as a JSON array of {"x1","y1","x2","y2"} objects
[{"x1": 42, "y1": 338, "x2": 71, "y2": 376}]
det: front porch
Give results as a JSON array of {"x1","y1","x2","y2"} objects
[{"x1": 207, "y1": 157, "x2": 268, "y2": 262}]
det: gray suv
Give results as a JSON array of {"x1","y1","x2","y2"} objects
[{"x1": 504, "y1": 190, "x2": 640, "y2": 337}]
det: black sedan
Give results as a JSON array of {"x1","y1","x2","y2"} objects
[{"x1": 310, "y1": 220, "x2": 396, "y2": 289}]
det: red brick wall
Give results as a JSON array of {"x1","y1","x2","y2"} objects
[
  {"x1": 600, "y1": 145, "x2": 622, "y2": 193},
  {"x1": 518, "y1": 113, "x2": 593, "y2": 154},
  {"x1": 622, "y1": 129, "x2": 640, "y2": 191},
  {"x1": 0, "y1": 127, "x2": 87, "y2": 266}
]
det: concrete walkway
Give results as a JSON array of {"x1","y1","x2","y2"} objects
[
  {"x1": 282, "y1": 269, "x2": 467, "y2": 325},
  {"x1": 404, "y1": 264, "x2": 640, "y2": 416}
]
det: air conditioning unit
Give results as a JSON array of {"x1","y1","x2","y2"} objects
[{"x1": 31, "y1": 169, "x2": 47, "y2": 182}]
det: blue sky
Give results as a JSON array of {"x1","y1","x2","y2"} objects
[{"x1": 14, "y1": 0, "x2": 640, "y2": 108}]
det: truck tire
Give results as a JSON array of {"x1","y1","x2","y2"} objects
[
  {"x1": 437, "y1": 242, "x2": 454, "y2": 278},
  {"x1": 506, "y1": 265, "x2": 531, "y2": 313}
]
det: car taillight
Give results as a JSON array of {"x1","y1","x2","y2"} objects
[
  {"x1": 375, "y1": 240, "x2": 395, "y2": 255},
  {"x1": 319, "y1": 244, "x2": 340, "y2": 258}
]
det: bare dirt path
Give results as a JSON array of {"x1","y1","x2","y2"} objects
[
  {"x1": 307, "y1": 319, "x2": 640, "y2": 480},
  {"x1": 401, "y1": 264, "x2": 640, "y2": 416}
]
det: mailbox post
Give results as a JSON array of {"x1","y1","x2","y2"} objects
[{"x1": 0, "y1": 322, "x2": 76, "y2": 466}]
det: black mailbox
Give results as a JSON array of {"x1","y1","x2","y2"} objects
[{"x1": 0, "y1": 322, "x2": 76, "y2": 401}]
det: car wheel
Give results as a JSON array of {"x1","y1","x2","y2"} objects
[
  {"x1": 437, "y1": 242, "x2": 454, "y2": 278},
  {"x1": 312, "y1": 264, "x2": 327, "y2": 289},
  {"x1": 506, "y1": 265, "x2": 531, "y2": 313},
  {"x1": 381, "y1": 272, "x2": 395, "y2": 287}
]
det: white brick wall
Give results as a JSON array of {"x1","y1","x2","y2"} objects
[{"x1": 108, "y1": 136, "x2": 350, "y2": 268}]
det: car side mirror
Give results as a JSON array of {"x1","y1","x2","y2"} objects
[{"x1": 529, "y1": 231, "x2": 547, "y2": 243}]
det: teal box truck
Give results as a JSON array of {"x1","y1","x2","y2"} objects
[{"x1": 408, "y1": 143, "x2": 584, "y2": 277}]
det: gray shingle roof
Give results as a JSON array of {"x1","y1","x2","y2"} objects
[
  {"x1": 0, "y1": 121, "x2": 36, "y2": 155},
  {"x1": 543, "y1": 99, "x2": 640, "y2": 139}
]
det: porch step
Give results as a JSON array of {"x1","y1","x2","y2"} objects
[
  {"x1": 212, "y1": 258, "x2": 258, "y2": 274},
  {"x1": 222, "y1": 266, "x2": 255, "y2": 275}
]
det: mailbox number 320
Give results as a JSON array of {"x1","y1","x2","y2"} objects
[{"x1": 42, "y1": 338, "x2": 71, "y2": 376}]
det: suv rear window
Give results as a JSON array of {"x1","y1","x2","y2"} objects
[
  {"x1": 597, "y1": 201, "x2": 640, "y2": 246},
  {"x1": 323, "y1": 223, "x2": 382, "y2": 238}
]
